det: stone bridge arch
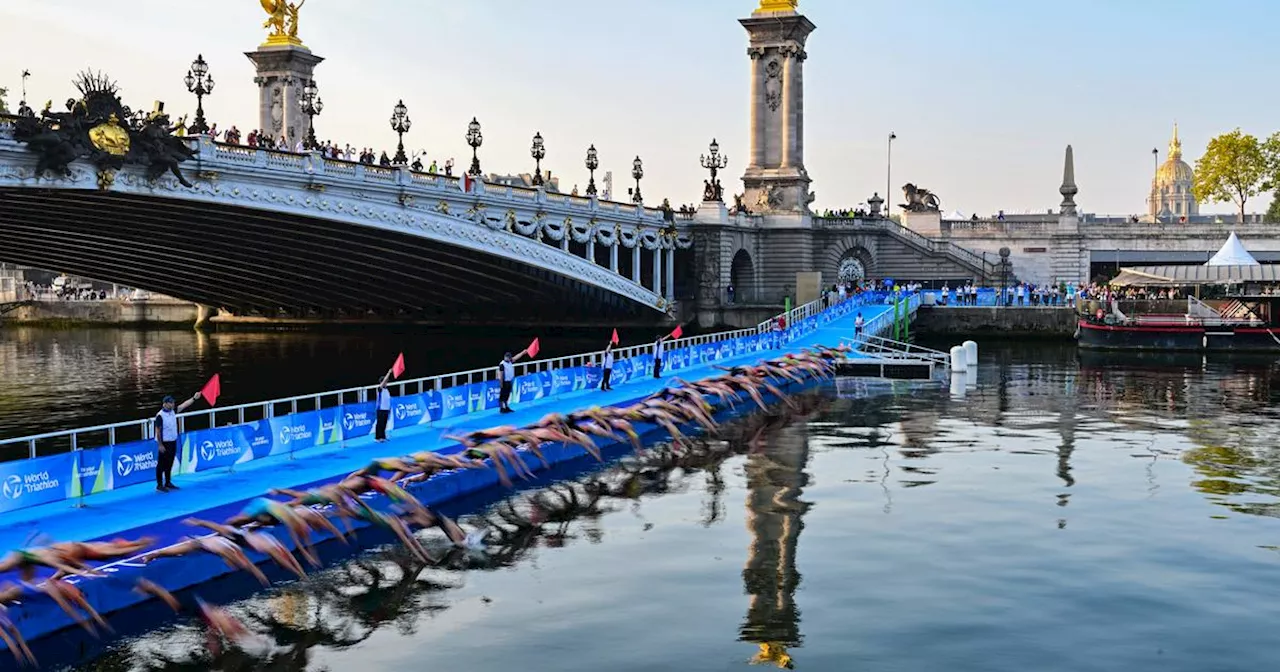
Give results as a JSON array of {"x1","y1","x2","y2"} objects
[{"x1": 823, "y1": 235, "x2": 877, "y2": 285}]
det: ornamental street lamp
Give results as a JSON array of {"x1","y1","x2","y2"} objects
[
  {"x1": 466, "y1": 117, "x2": 483, "y2": 177},
  {"x1": 530, "y1": 131, "x2": 546, "y2": 186},
  {"x1": 585, "y1": 144, "x2": 599, "y2": 196},
  {"x1": 631, "y1": 155, "x2": 644, "y2": 204},
  {"x1": 699, "y1": 137, "x2": 728, "y2": 202},
  {"x1": 389, "y1": 100, "x2": 411, "y2": 164},
  {"x1": 886, "y1": 131, "x2": 896, "y2": 206},
  {"x1": 301, "y1": 80, "x2": 323, "y2": 150},
  {"x1": 183, "y1": 54, "x2": 214, "y2": 135}
]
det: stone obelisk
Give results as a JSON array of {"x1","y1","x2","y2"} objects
[
  {"x1": 740, "y1": 0, "x2": 815, "y2": 222},
  {"x1": 245, "y1": 5, "x2": 323, "y2": 146}
]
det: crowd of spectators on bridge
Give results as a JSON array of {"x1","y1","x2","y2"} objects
[{"x1": 820, "y1": 207, "x2": 874, "y2": 218}]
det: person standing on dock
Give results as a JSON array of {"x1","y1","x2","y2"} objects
[
  {"x1": 374, "y1": 369, "x2": 393, "y2": 443},
  {"x1": 855, "y1": 312, "x2": 865, "y2": 337},
  {"x1": 601, "y1": 342, "x2": 615, "y2": 391},
  {"x1": 154, "y1": 392, "x2": 201, "y2": 492},
  {"x1": 653, "y1": 336, "x2": 666, "y2": 379},
  {"x1": 498, "y1": 351, "x2": 524, "y2": 413}
]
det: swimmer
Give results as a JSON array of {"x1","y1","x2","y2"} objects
[
  {"x1": 0, "y1": 599, "x2": 35, "y2": 667},
  {"x1": 195, "y1": 597, "x2": 251, "y2": 657},
  {"x1": 0, "y1": 546, "x2": 96, "y2": 582},
  {"x1": 222, "y1": 498, "x2": 315, "y2": 564},
  {"x1": 41, "y1": 578, "x2": 109, "y2": 637},
  {"x1": 141, "y1": 535, "x2": 270, "y2": 587},
  {"x1": 134, "y1": 579, "x2": 181, "y2": 612},
  {"x1": 183, "y1": 519, "x2": 308, "y2": 578}
]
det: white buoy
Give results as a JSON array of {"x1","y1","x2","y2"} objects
[
  {"x1": 950, "y1": 371, "x2": 966, "y2": 398},
  {"x1": 963, "y1": 340, "x2": 978, "y2": 367},
  {"x1": 949, "y1": 345, "x2": 966, "y2": 373}
]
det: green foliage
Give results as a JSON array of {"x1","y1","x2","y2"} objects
[
  {"x1": 1267, "y1": 194, "x2": 1280, "y2": 223},
  {"x1": 1192, "y1": 129, "x2": 1267, "y2": 222}
]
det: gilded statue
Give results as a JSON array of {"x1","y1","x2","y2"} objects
[
  {"x1": 261, "y1": 0, "x2": 305, "y2": 45},
  {"x1": 88, "y1": 114, "x2": 130, "y2": 157}
]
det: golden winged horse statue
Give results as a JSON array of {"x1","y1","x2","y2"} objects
[{"x1": 260, "y1": 0, "x2": 305, "y2": 44}]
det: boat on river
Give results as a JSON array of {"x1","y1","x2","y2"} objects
[{"x1": 1078, "y1": 233, "x2": 1280, "y2": 352}]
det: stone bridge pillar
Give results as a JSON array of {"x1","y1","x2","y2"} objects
[{"x1": 246, "y1": 44, "x2": 324, "y2": 147}]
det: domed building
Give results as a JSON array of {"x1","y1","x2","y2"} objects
[{"x1": 1147, "y1": 123, "x2": 1198, "y2": 221}]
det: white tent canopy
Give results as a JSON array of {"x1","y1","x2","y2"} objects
[{"x1": 1207, "y1": 231, "x2": 1260, "y2": 266}]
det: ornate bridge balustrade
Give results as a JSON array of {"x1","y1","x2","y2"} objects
[{"x1": 0, "y1": 118, "x2": 691, "y2": 320}]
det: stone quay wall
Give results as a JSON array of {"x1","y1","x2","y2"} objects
[
  {"x1": 2, "y1": 300, "x2": 199, "y2": 327},
  {"x1": 912, "y1": 306, "x2": 1077, "y2": 338}
]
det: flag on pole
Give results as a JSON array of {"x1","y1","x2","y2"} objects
[
  {"x1": 525, "y1": 338, "x2": 541, "y2": 358},
  {"x1": 668, "y1": 325, "x2": 683, "y2": 340},
  {"x1": 610, "y1": 328, "x2": 620, "y2": 345},
  {"x1": 391, "y1": 352, "x2": 406, "y2": 379},
  {"x1": 462, "y1": 173, "x2": 473, "y2": 193},
  {"x1": 200, "y1": 374, "x2": 221, "y2": 406}
]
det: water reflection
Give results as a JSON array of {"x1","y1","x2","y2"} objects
[
  {"x1": 59, "y1": 395, "x2": 831, "y2": 671},
  {"x1": 740, "y1": 422, "x2": 810, "y2": 669}
]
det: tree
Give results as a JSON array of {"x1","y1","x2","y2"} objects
[
  {"x1": 1193, "y1": 129, "x2": 1267, "y2": 223},
  {"x1": 1267, "y1": 194, "x2": 1280, "y2": 223}
]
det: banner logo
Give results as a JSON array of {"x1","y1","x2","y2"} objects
[
  {"x1": 200, "y1": 440, "x2": 217, "y2": 462},
  {"x1": 116, "y1": 453, "x2": 134, "y2": 477},
  {"x1": 3, "y1": 475, "x2": 21, "y2": 500},
  {"x1": 278, "y1": 426, "x2": 292, "y2": 445},
  {"x1": 2, "y1": 471, "x2": 59, "y2": 500}
]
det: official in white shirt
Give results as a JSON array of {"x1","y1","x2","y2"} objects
[
  {"x1": 653, "y1": 336, "x2": 666, "y2": 379},
  {"x1": 374, "y1": 368, "x2": 393, "y2": 442},
  {"x1": 855, "y1": 312, "x2": 865, "y2": 336},
  {"x1": 154, "y1": 391, "x2": 201, "y2": 492},
  {"x1": 601, "y1": 342, "x2": 615, "y2": 391},
  {"x1": 497, "y1": 351, "x2": 526, "y2": 413}
]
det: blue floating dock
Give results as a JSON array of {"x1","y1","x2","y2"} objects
[{"x1": 0, "y1": 301, "x2": 899, "y2": 649}]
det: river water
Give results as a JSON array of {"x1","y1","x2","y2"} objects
[{"x1": 6, "y1": 331, "x2": 1280, "y2": 671}]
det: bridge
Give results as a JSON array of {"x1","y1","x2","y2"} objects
[
  {"x1": 0, "y1": 117, "x2": 689, "y2": 324},
  {"x1": 0, "y1": 1, "x2": 1028, "y2": 329}
]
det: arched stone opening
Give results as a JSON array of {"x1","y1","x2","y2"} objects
[{"x1": 730, "y1": 248, "x2": 756, "y2": 303}]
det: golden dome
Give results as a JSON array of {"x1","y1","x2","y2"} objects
[{"x1": 1155, "y1": 123, "x2": 1193, "y2": 185}]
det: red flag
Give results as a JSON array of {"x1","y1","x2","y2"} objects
[
  {"x1": 610, "y1": 328, "x2": 620, "y2": 345},
  {"x1": 462, "y1": 174, "x2": 473, "y2": 193},
  {"x1": 391, "y1": 352, "x2": 406, "y2": 379},
  {"x1": 668, "y1": 324, "x2": 683, "y2": 340},
  {"x1": 525, "y1": 337, "x2": 541, "y2": 358},
  {"x1": 200, "y1": 374, "x2": 221, "y2": 406}
]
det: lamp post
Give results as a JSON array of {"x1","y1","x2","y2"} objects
[
  {"x1": 631, "y1": 155, "x2": 644, "y2": 204},
  {"x1": 301, "y1": 80, "x2": 323, "y2": 150},
  {"x1": 389, "y1": 100, "x2": 411, "y2": 165},
  {"x1": 466, "y1": 117, "x2": 483, "y2": 177},
  {"x1": 886, "y1": 131, "x2": 896, "y2": 207},
  {"x1": 699, "y1": 137, "x2": 728, "y2": 202},
  {"x1": 585, "y1": 144, "x2": 599, "y2": 196},
  {"x1": 183, "y1": 54, "x2": 214, "y2": 135},
  {"x1": 530, "y1": 131, "x2": 546, "y2": 186}
]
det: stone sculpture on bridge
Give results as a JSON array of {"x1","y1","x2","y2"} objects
[
  {"x1": 900, "y1": 183, "x2": 941, "y2": 212},
  {"x1": 11, "y1": 71, "x2": 194, "y2": 187}
]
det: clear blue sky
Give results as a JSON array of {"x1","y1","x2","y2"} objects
[{"x1": 2, "y1": 0, "x2": 1276, "y2": 216}]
